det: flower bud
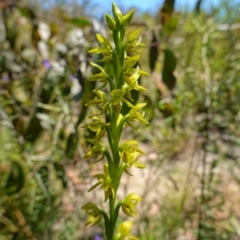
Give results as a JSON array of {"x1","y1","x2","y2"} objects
[
  {"x1": 105, "y1": 13, "x2": 116, "y2": 31},
  {"x1": 112, "y1": 3, "x2": 122, "y2": 25},
  {"x1": 81, "y1": 203, "x2": 102, "y2": 227},
  {"x1": 122, "y1": 9, "x2": 134, "y2": 26},
  {"x1": 114, "y1": 221, "x2": 139, "y2": 240},
  {"x1": 118, "y1": 221, "x2": 132, "y2": 236},
  {"x1": 122, "y1": 193, "x2": 142, "y2": 217}
]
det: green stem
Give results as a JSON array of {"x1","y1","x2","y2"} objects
[
  {"x1": 113, "y1": 27, "x2": 125, "y2": 89},
  {"x1": 116, "y1": 163, "x2": 126, "y2": 189},
  {"x1": 104, "y1": 25, "x2": 128, "y2": 240},
  {"x1": 107, "y1": 76, "x2": 116, "y2": 91},
  {"x1": 109, "y1": 195, "x2": 116, "y2": 239},
  {"x1": 106, "y1": 103, "x2": 123, "y2": 239}
]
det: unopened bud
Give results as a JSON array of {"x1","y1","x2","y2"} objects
[
  {"x1": 112, "y1": 3, "x2": 122, "y2": 25},
  {"x1": 105, "y1": 14, "x2": 116, "y2": 31},
  {"x1": 122, "y1": 9, "x2": 134, "y2": 26}
]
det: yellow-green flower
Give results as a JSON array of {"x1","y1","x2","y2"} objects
[
  {"x1": 119, "y1": 140, "x2": 146, "y2": 171},
  {"x1": 82, "y1": 116, "x2": 109, "y2": 141},
  {"x1": 88, "y1": 164, "x2": 115, "y2": 201},
  {"x1": 86, "y1": 90, "x2": 109, "y2": 115},
  {"x1": 101, "y1": 89, "x2": 134, "y2": 115},
  {"x1": 110, "y1": 89, "x2": 134, "y2": 107},
  {"x1": 123, "y1": 66, "x2": 148, "y2": 92},
  {"x1": 88, "y1": 62, "x2": 109, "y2": 90},
  {"x1": 122, "y1": 193, "x2": 142, "y2": 217},
  {"x1": 89, "y1": 34, "x2": 112, "y2": 62},
  {"x1": 126, "y1": 103, "x2": 149, "y2": 130},
  {"x1": 114, "y1": 221, "x2": 139, "y2": 240},
  {"x1": 83, "y1": 141, "x2": 105, "y2": 162},
  {"x1": 125, "y1": 29, "x2": 145, "y2": 54},
  {"x1": 81, "y1": 203, "x2": 102, "y2": 227},
  {"x1": 122, "y1": 55, "x2": 148, "y2": 94}
]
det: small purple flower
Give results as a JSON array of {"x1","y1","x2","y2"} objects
[
  {"x1": 94, "y1": 234, "x2": 103, "y2": 240},
  {"x1": 69, "y1": 74, "x2": 75, "y2": 82},
  {"x1": 2, "y1": 74, "x2": 9, "y2": 82},
  {"x1": 42, "y1": 60, "x2": 51, "y2": 69}
]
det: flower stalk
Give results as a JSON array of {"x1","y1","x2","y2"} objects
[{"x1": 82, "y1": 3, "x2": 149, "y2": 239}]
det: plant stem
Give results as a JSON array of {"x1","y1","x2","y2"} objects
[{"x1": 106, "y1": 33, "x2": 125, "y2": 235}]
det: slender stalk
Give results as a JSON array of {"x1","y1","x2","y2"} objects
[{"x1": 82, "y1": 4, "x2": 148, "y2": 239}]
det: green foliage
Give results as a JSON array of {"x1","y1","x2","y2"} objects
[
  {"x1": 149, "y1": 31, "x2": 159, "y2": 72},
  {"x1": 5, "y1": 161, "x2": 25, "y2": 195},
  {"x1": 0, "y1": 1, "x2": 97, "y2": 238},
  {"x1": 1, "y1": 0, "x2": 240, "y2": 239},
  {"x1": 162, "y1": 49, "x2": 177, "y2": 91}
]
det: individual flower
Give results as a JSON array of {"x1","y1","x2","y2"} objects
[
  {"x1": 88, "y1": 62, "x2": 109, "y2": 90},
  {"x1": 94, "y1": 234, "x2": 103, "y2": 240},
  {"x1": 123, "y1": 66, "x2": 148, "y2": 92},
  {"x1": 119, "y1": 140, "x2": 146, "y2": 172},
  {"x1": 125, "y1": 29, "x2": 145, "y2": 54},
  {"x1": 86, "y1": 90, "x2": 109, "y2": 114},
  {"x1": 81, "y1": 203, "x2": 102, "y2": 227},
  {"x1": 110, "y1": 89, "x2": 134, "y2": 107},
  {"x1": 83, "y1": 141, "x2": 105, "y2": 163},
  {"x1": 88, "y1": 164, "x2": 115, "y2": 201},
  {"x1": 101, "y1": 89, "x2": 134, "y2": 115},
  {"x1": 82, "y1": 116, "x2": 109, "y2": 141},
  {"x1": 125, "y1": 103, "x2": 149, "y2": 130},
  {"x1": 114, "y1": 221, "x2": 139, "y2": 240},
  {"x1": 122, "y1": 55, "x2": 148, "y2": 100},
  {"x1": 42, "y1": 59, "x2": 51, "y2": 69},
  {"x1": 89, "y1": 34, "x2": 113, "y2": 62},
  {"x1": 121, "y1": 193, "x2": 142, "y2": 217}
]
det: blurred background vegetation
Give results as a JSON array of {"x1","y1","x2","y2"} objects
[{"x1": 0, "y1": 0, "x2": 240, "y2": 239}]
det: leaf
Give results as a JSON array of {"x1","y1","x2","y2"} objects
[
  {"x1": 163, "y1": 49, "x2": 176, "y2": 72},
  {"x1": 65, "y1": 18, "x2": 92, "y2": 27},
  {"x1": 66, "y1": 132, "x2": 79, "y2": 159},
  {"x1": 163, "y1": 15, "x2": 179, "y2": 35},
  {"x1": 17, "y1": 7, "x2": 36, "y2": 20},
  {"x1": 160, "y1": 0, "x2": 175, "y2": 26},
  {"x1": 54, "y1": 163, "x2": 67, "y2": 188},
  {"x1": 162, "y1": 70, "x2": 176, "y2": 90},
  {"x1": 162, "y1": 49, "x2": 177, "y2": 90},
  {"x1": 5, "y1": 161, "x2": 25, "y2": 195},
  {"x1": 149, "y1": 31, "x2": 159, "y2": 72},
  {"x1": 24, "y1": 116, "x2": 43, "y2": 143}
]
